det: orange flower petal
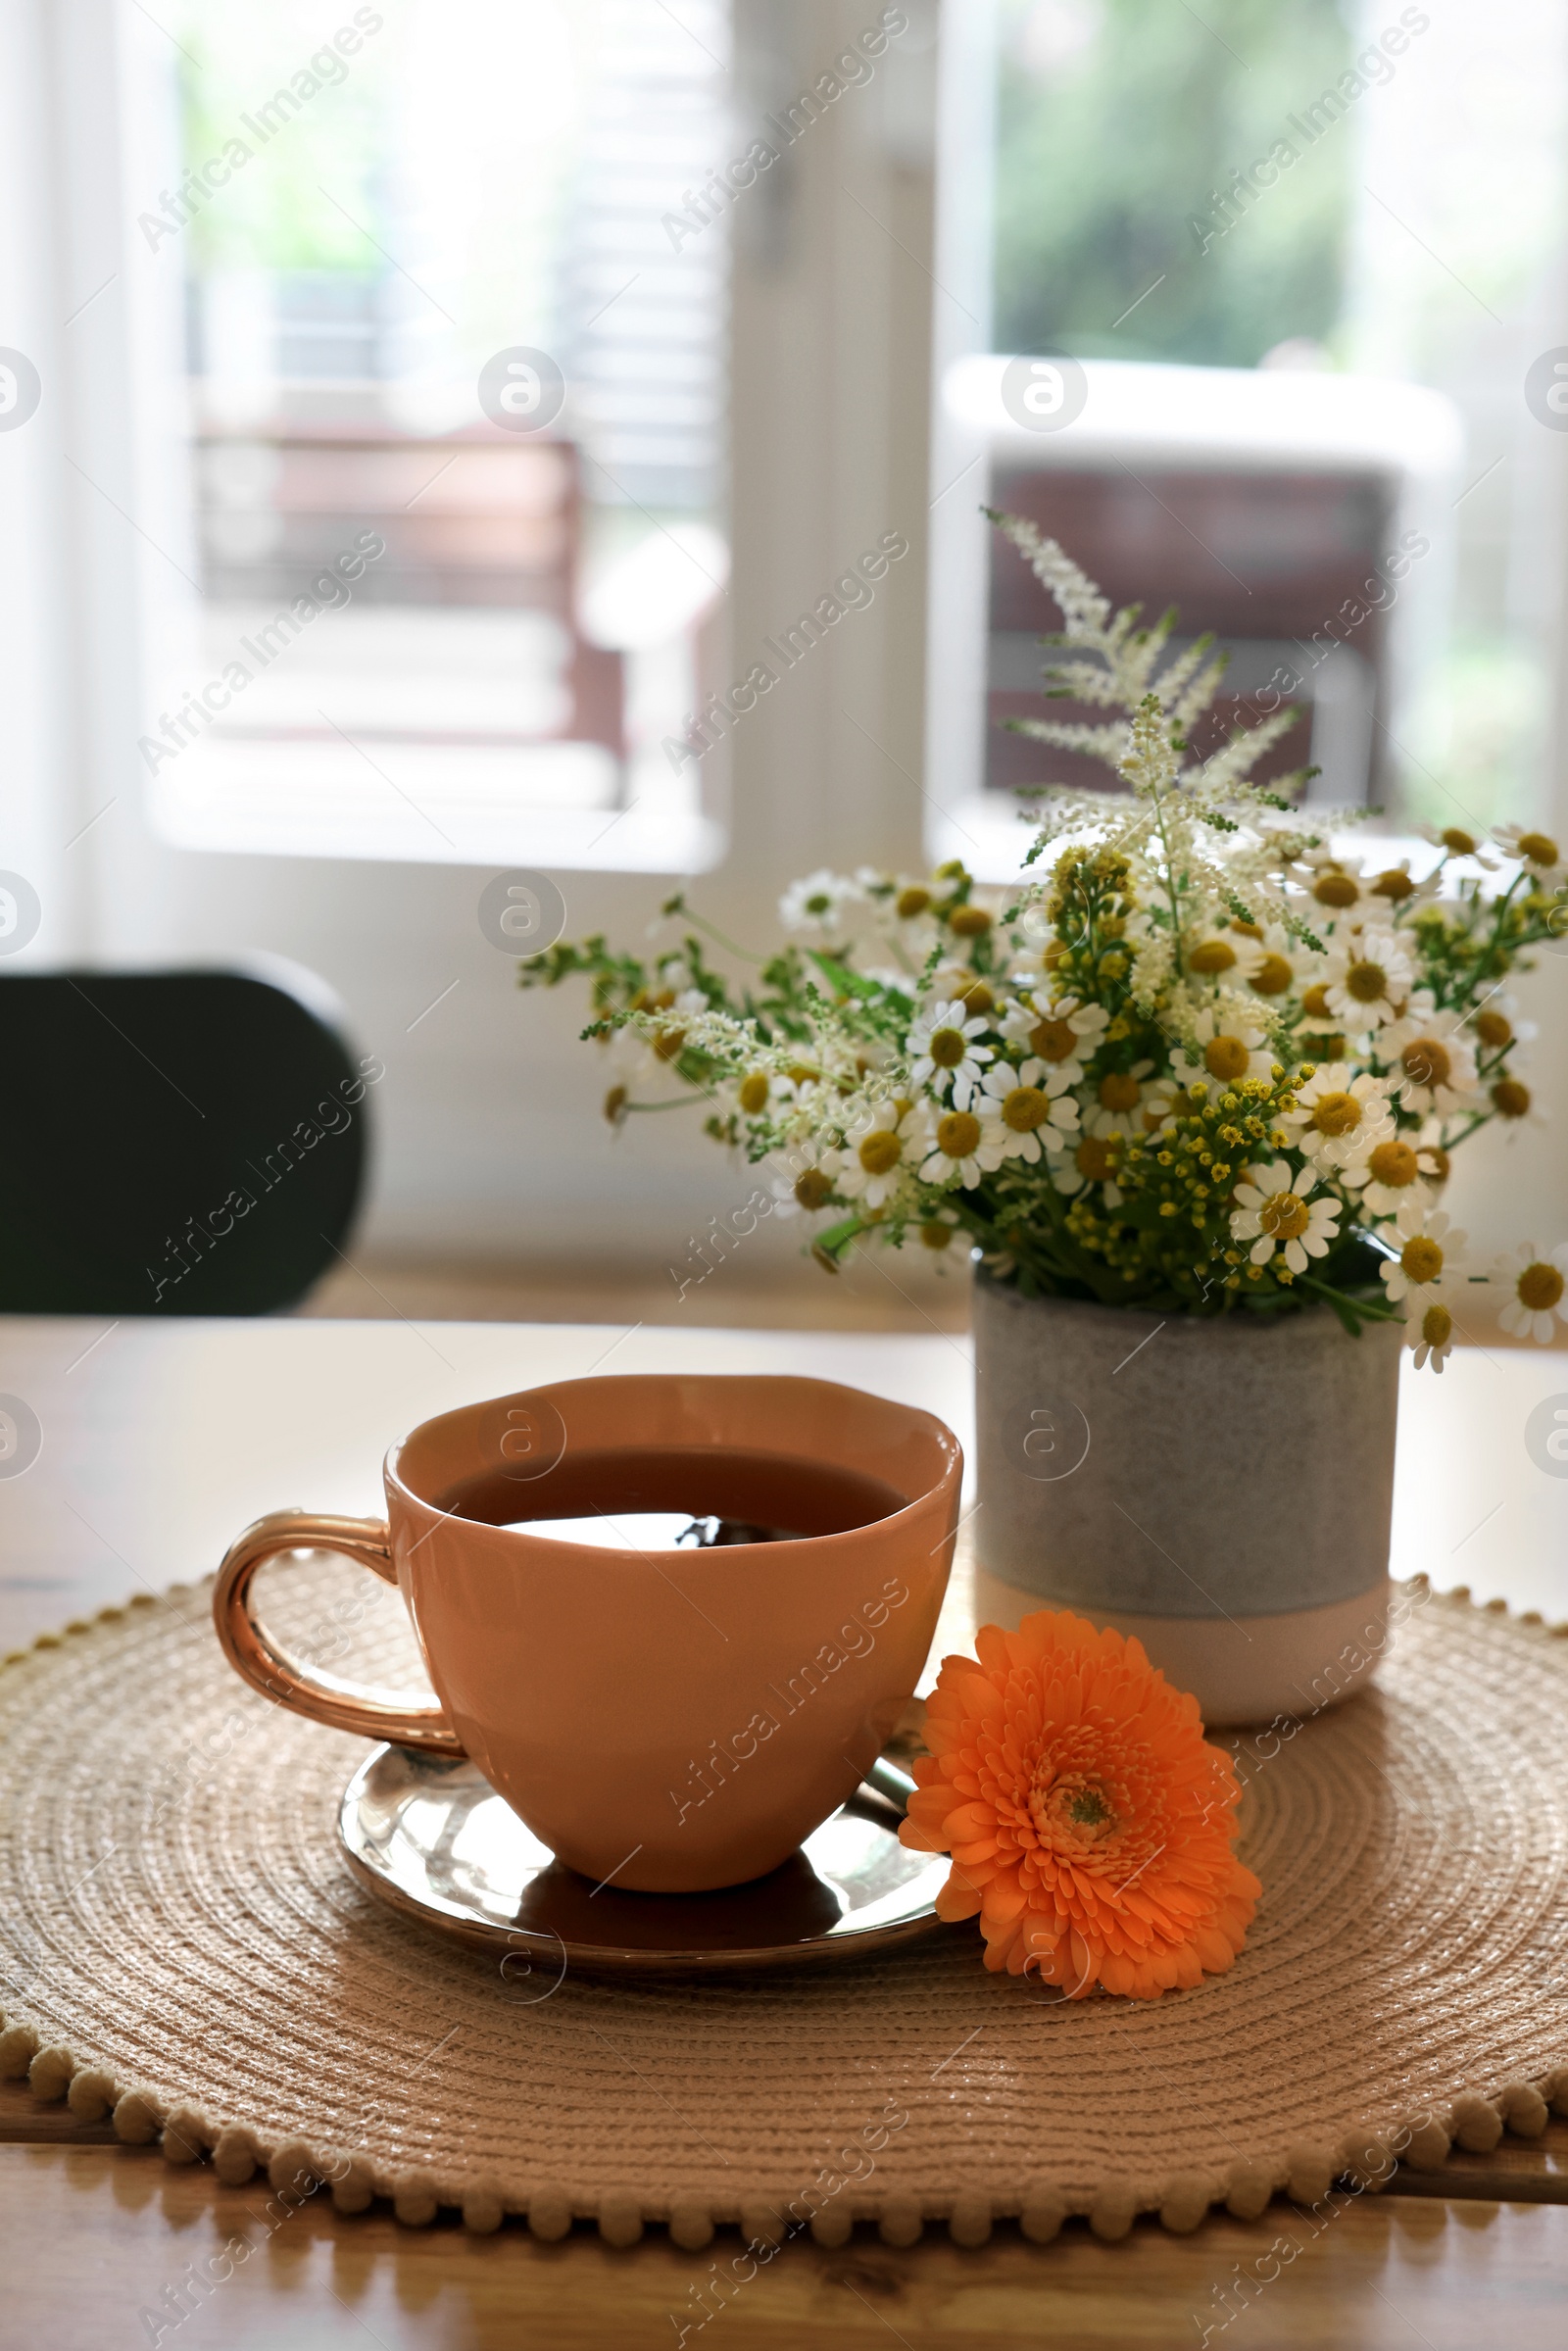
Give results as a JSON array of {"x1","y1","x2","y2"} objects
[
  {"x1": 934, "y1": 1873, "x2": 983, "y2": 1922},
  {"x1": 910, "y1": 1605, "x2": 1256, "y2": 1999}
]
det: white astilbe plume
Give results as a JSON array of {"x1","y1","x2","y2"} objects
[
  {"x1": 987, "y1": 510, "x2": 1318, "y2": 817},
  {"x1": 989, "y1": 515, "x2": 1112, "y2": 644},
  {"x1": 1162, "y1": 635, "x2": 1231, "y2": 732},
  {"x1": 1191, "y1": 709, "x2": 1302, "y2": 798},
  {"x1": 1009, "y1": 689, "x2": 1331, "y2": 1029},
  {"x1": 1128, "y1": 926, "x2": 1176, "y2": 1008},
  {"x1": 1019, "y1": 719, "x2": 1127, "y2": 762},
  {"x1": 1119, "y1": 695, "x2": 1183, "y2": 797},
  {"x1": 985, "y1": 515, "x2": 1349, "y2": 1001}
]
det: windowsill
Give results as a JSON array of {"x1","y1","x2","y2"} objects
[
  {"x1": 930, "y1": 802, "x2": 1450, "y2": 889},
  {"x1": 146, "y1": 738, "x2": 726, "y2": 871}
]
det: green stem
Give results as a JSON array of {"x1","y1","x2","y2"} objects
[
  {"x1": 813, "y1": 1212, "x2": 869, "y2": 1259},
  {"x1": 1443, "y1": 1107, "x2": 1493, "y2": 1148},
  {"x1": 1149, "y1": 782, "x2": 1187, "y2": 965},
  {"x1": 677, "y1": 906, "x2": 767, "y2": 965},
  {"x1": 1295, "y1": 1271, "x2": 1404, "y2": 1329}
]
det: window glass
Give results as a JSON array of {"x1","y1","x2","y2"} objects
[
  {"x1": 988, "y1": 0, "x2": 1568, "y2": 837},
  {"x1": 150, "y1": 0, "x2": 730, "y2": 860}
]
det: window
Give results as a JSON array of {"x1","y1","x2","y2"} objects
[
  {"x1": 928, "y1": 0, "x2": 1568, "y2": 872},
  {"x1": 143, "y1": 0, "x2": 731, "y2": 867},
  {"x1": 995, "y1": 0, "x2": 1352, "y2": 369}
]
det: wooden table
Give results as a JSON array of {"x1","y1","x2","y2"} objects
[{"x1": 3, "y1": 1312, "x2": 1567, "y2": 2349}]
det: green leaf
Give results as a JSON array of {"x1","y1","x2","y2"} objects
[{"x1": 805, "y1": 951, "x2": 911, "y2": 1011}]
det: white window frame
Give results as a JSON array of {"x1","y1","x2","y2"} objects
[{"x1": 927, "y1": 352, "x2": 1464, "y2": 881}]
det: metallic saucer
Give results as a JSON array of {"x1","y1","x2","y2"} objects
[{"x1": 338, "y1": 1745, "x2": 951, "y2": 1975}]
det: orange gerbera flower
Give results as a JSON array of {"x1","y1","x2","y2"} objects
[{"x1": 900, "y1": 1609, "x2": 1259, "y2": 1997}]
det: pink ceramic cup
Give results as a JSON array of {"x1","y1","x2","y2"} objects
[{"x1": 214, "y1": 1373, "x2": 961, "y2": 1892}]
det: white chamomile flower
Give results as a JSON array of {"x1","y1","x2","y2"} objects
[
  {"x1": 1410, "y1": 1114, "x2": 1452, "y2": 1190},
  {"x1": 865, "y1": 875, "x2": 943, "y2": 952},
  {"x1": 911, "y1": 1212, "x2": 963, "y2": 1269},
  {"x1": 1242, "y1": 922, "x2": 1319, "y2": 1004},
  {"x1": 1341, "y1": 1132, "x2": 1432, "y2": 1219},
  {"x1": 1378, "y1": 1203, "x2": 1468, "y2": 1305},
  {"x1": 1086, "y1": 1060, "x2": 1156, "y2": 1139},
  {"x1": 971, "y1": 1058, "x2": 1082, "y2": 1163},
  {"x1": 994, "y1": 1012, "x2": 1081, "y2": 1097},
  {"x1": 1295, "y1": 849, "x2": 1366, "y2": 924},
  {"x1": 999, "y1": 995, "x2": 1045, "y2": 1047},
  {"x1": 1229, "y1": 1159, "x2": 1342, "y2": 1274},
  {"x1": 729, "y1": 1065, "x2": 787, "y2": 1120},
  {"x1": 1321, "y1": 928, "x2": 1415, "y2": 1033},
  {"x1": 1466, "y1": 992, "x2": 1538, "y2": 1061},
  {"x1": 1135, "y1": 1075, "x2": 1187, "y2": 1137},
  {"x1": 864, "y1": 865, "x2": 945, "y2": 906},
  {"x1": 1171, "y1": 1008, "x2": 1275, "y2": 1093},
  {"x1": 1000, "y1": 993, "x2": 1109, "y2": 1087},
  {"x1": 1494, "y1": 823, "x2": 1568, "y2": 889},
  {"x1": 1489, "y1": 1072, "x2": 1545, "y2": 1134},
  {"x1": 1410, "y1": 1298, "x2": 1456, "y2": 1372},
  {"x1": 769, "y1": 1062, "x2": 835, "y2": 1122},
  {"x1": 885, "y1": 874, "x2": 943, "y2": 922},
  {"x1": 1494, "y1": 1242, "x2": 1568, "y2": 1343},
  {"x1": 914, "y1": 1202, "x2": 963, "y2": 1260},
  {"x1": 779, "y1": 868, "x2": 858, "y2": 938},
  {"x1": 1377, "y1": 1002, "x2": 1478, "y2": 1118},
  {"x1": 836, "y1": 1098, "x2": 928, "y2": 1210},
  {"x1": 1045, "y1": 1131, "x2": 1122, "y2": 1206},
  {"x1": 1420, "y1": 821, "x2": 1499, "y2": 873},
  {"x1": 907, "y1": 999, "x2": 994, "y2": 1103},
  {"x1": 768, "y1": 1138, "x2": 839, "y2": 1220},
  {"x1": 1185, "y1": 927, "x2": 1265, "y2": 985},
  {"x1": 919, "y1": 1104, "x2": 1005, "y2": 1190},
  {"x1": 927, "y1": 963, "x2": 1006, "y2": 1026},
  {"x1": 939, "y1": 890, "x2": 1004, "y2": 964},
  {"x1": 1361, "y1": 857, "x2": 1437, "y2": 913},
  {"x1": 1278, "y1": 1064, "x2": 1394, "y2": 1170}
]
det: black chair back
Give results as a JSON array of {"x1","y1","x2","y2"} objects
[{"x1": 0, "y1": 969, "x2": 373, "y2": 1314}]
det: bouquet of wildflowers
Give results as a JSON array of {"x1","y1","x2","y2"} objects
[{"x1": 521, "y1": 516, "x2": 1568, "y2": 1369}]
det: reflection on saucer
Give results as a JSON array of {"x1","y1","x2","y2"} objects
[
  {"x1": 339, "y1": 1745, "x2": 952, "y2": 1973},
  {"x1": 514, "y1": 1848, "x2": 848, "y2": 1950}
]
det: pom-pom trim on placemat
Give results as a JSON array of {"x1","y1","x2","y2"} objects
[
  {"x1": 3, "y1": 2018, "x2": 1563, "y2": 2241},
  {"x1": 2, "y1": 1579, "x2": 1566, "y2": 2240}
]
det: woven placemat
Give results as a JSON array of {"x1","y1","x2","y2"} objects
[{"x1": 1, "y1": 1556, "x2": 1566, "y2": 2247}]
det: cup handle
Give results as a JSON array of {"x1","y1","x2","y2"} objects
[{"x1": 213, "y1": 1508, "x2": 466, "y2": 1755}]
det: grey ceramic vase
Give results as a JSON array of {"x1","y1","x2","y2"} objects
[{"x1": 971, "y1": 1269, "x2": 1404, "y2": 1727}]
